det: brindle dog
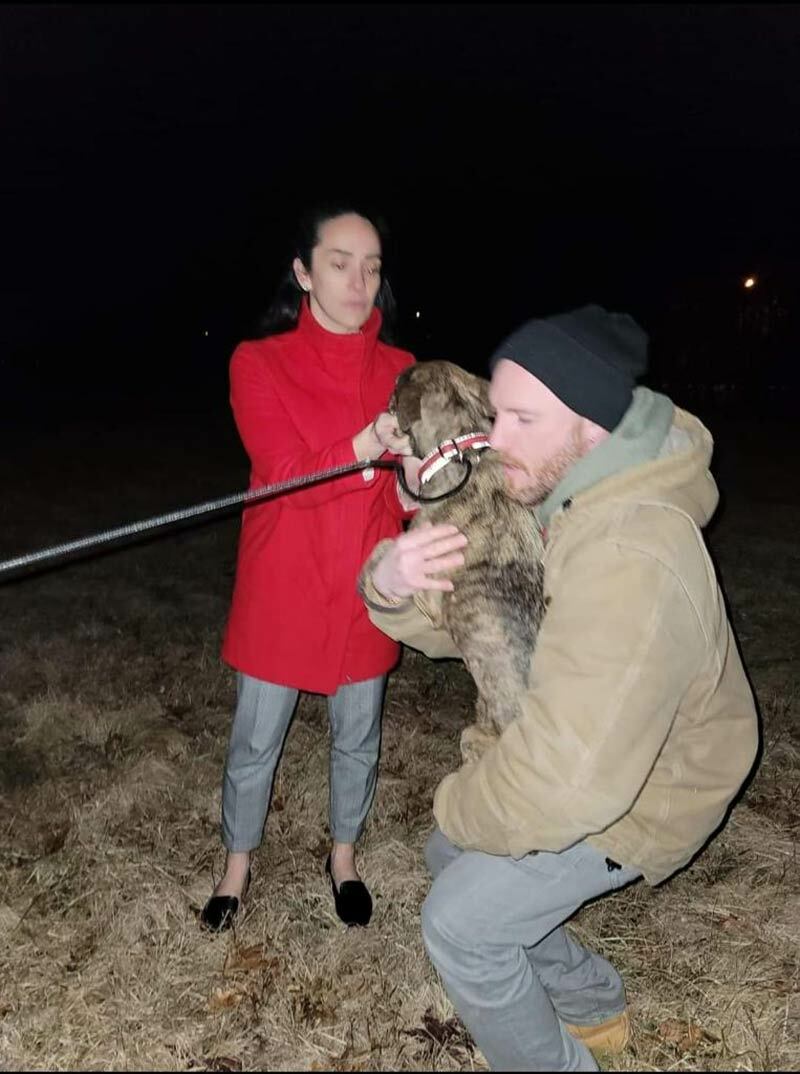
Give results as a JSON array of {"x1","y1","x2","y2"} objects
[{"x1": 367, "y1": 360, "x2": 546, "y2": 763}]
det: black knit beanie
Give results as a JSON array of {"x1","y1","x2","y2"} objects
[{"x1": 489, "y1": 304, "x2": 649, "y2": 431}]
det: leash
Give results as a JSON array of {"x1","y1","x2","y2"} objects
[
  {"x1": 0, "y1": 458, "x2": 399, "y2": 582},
  {"x1": 0, "y1": 445, "x2": 483, "y2": 582}
]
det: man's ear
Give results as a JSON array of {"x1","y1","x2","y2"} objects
[
  {"x1": 293, "y1": 257, "x2": 311, "y2": 292},
  {"x1": 582, "y1": 418, "x2": 610, "y2": 452}
]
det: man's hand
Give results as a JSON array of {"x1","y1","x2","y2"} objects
[{"x1": 372, "y1": 523, "x2": 468, "y2": 602}]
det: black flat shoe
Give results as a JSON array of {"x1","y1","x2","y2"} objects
[
  {"x1": 325, "y1": 854, "x2": 372, "y2": 927},
  {"x1": 200, "y1": 868, "x2": 251, "y2": 933}
]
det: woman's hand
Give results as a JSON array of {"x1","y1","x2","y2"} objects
[
  {"x1": 371, "y1": 524, "x2": 468, "y2": 602},
  {"x1": 353, "y1": 412, "x2": 413, "y2": 461}
]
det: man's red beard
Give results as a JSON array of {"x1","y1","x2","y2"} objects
[{"x1": 502, "y1": 430, "x2": 585, "y2": 506}]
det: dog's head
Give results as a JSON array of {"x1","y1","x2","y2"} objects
[{"x1": 390, "y1": 360, "x2": 495, "y2": 458}]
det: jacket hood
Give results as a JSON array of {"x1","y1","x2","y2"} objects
[{"x1": 538, "y1": 387, "x2": 719, "y2": 530}]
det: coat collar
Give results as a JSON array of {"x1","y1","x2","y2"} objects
[{"x1": 297, "y1": 298, "x2": 382, "y2": 363}]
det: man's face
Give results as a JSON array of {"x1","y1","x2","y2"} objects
[{"x1": 488, "y1": 359, "x2": 599, "y2": 505}]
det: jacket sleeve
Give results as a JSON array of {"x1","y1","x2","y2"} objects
[
  {"x1": 433, "y1": 536, "x2": 707, "y2": 857},
  {"x1": 361, "y1": 571, "x2": 461, "y2": 659},
  {"x1": 230, "y1": 342, "x2": 381, "y2": 510}
]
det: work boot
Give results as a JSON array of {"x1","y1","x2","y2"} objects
[{"x1": 565, "y1": 1009, "x2": 631, "y2": 1055}]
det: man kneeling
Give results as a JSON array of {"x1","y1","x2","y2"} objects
[{"x1": 359, "y1": 305, "x2": 759, "y2": 1072}]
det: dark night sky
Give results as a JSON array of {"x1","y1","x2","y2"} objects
[{"x1": 2, "y1": 3, "x2": 800, "y2": 416}]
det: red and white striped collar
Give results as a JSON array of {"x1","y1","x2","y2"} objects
[{"x1": 417, "y1": 432, "x2": 492, "y2": 486}]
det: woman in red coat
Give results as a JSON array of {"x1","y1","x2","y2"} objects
[{"x1": 200, "y1": 205, "x2": 415, "y2": 932}]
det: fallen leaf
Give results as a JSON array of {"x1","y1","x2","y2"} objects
[
  {"x1": 718, "y1": 913, "x2": 741, "y2": 931},
  {"x1": 658, "y1": 1018, "x2": 719, "y2": 1051},
  {"x1": 401, "y1": 1008, "x2": 475, "y2": 1053},
  {"x1": 208, "y1": 987, "x2": 244, "y2": 1012},
  {"x1": 223, "y1": 944, "x2": 281, "y2": 974}
]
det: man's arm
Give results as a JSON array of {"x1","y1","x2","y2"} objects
[
  {"x1": 360, "y1": 524, "x2": 468, "y2": 660},
  {"x1": 433, "y1": 535, "x2": 707, "y2": 858}
]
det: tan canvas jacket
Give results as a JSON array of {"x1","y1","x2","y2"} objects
[{"x1": 362, "y1": 404, "x2": 759, "y2": 884}]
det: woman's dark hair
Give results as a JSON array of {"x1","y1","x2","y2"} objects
[{"x1": 258, "y1": 203, "x2": 398, "y2": 343}]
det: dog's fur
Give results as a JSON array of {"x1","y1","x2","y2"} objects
[{"x1": 367, "y1": 360, "x2": 546, "y2": 763}]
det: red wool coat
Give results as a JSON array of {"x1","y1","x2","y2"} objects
[{"x1": 221, "y1": 301, "x2": 415, "y2": 694}]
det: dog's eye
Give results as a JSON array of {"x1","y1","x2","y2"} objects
[{"x1": 390, "y1": 413, "x2": 410, "y2": 436}]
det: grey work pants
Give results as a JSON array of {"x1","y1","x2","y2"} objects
[
  {"x1": 221, "y1": 672, "x2": 386, "y2": 851},
  {"x1": 422, "y1": 827, "x2": 641, "y2": 1072}
]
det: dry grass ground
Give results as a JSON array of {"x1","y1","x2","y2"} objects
[{"x1": 0, "y1": 409, "x2": 797, "y2": 1072}]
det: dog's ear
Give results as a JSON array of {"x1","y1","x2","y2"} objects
[
  {"x1": 391, "y1": 366, "x2": 424, "y2": 456},
  {"x1": 474, "y1": 375, "x2": 495, "y2": 429},
  {"x1": 455, "y1": 369, "x2": 495, "y2": 432}
]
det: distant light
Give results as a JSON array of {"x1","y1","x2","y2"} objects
[
  {"x1": 743, "y1": 277, "x2": 756, "y2": 289},
  {"x1": 203, "y1": 329, "x2": 209, "y2": 336},
  {"x1": 415, "y1": 311, "x2": 421, "y2": 319}
]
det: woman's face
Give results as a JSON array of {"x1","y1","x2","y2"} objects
[{"x1": 293, "y1": 213, "x2": 382, "y2": 334}]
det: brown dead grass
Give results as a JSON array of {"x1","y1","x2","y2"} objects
[{"x1": 0, "y1": 412, "x2": 798, "y2": 1071}]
